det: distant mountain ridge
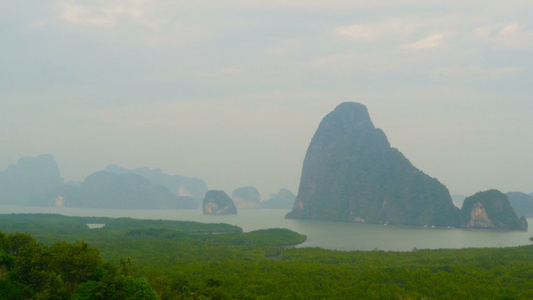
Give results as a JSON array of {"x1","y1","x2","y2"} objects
[
  {"x1": 105, "y1": 164, "x2": 208, "y2": 203},
  {"x1": 0, "y1": 155, "x2": 207, "y2": 209},
  {"x1": 39, "y1": 171, "x2": 199, "y2": 209}
]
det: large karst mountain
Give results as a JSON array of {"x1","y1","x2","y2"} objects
[{"x1": 286, "y1": 102, "x2": 460, "y2": 227}]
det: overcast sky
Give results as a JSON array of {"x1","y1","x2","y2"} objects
[{"x1": 1, "y1": 1, "x2": 532, "y2": 198}]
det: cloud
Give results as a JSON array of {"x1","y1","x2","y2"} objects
[
  {"x1": 401, "y1": 33, "x2": 445, "y2": 49},
  {"x1": 433, "y1": 65, "x2": 521, "y2": 80},
  {"x1": 474, "y1": 22, "x2": 532, "y2": 49},
  {"x1": 308, "y1": 52, "x2": 408, "y2": 75},
  {"x1": 59, "y1": 3, "x2": 114, "y2": 26},
  {"x1": 57, "y1": 0, "x2": 149, "y2": 27},
  {"x1": 335, "y1": 20, "x2": 417, "y2": 41}
]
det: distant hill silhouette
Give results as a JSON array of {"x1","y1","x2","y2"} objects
[
  {"x1": 286, "y1": 102, "x2": 460, "y2": 227},
  {"x1": 105, "y1": 164, "x2": 208, "y2": 205},
  {"x1": 506, "y1": 192, "x2": 533, "y2": 218},
  {"x1": 232, "y1": 186, "x2": 261, "y2": 209},
  {"x1": 261, "y1": 189, "x2": 296, "y2": 209},
  {"x1": 40, "y1": 171, "x2": 197, "y2": 209},
  {"x1": 0, "y1": 154, "x2": 64, "y2": 205}
]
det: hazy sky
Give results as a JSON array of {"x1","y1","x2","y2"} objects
[{"x1": 1, "y1": 1, "x2": 532, "y2": 198}]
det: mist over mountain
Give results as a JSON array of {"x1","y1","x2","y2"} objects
[
  {"x1": 0, "y1": 154, "x2": 64, "y2": 205},
  {"x1": 506, "y1": 192, "x2": 533, "y2": 218},
  {"x1": 232, "y1": 186, "x2": 261, "y2": 209},
  {"x1": 0, "y1": 155, "x2": 205, "y2": 209},
  {"x1": 261, "y1": 189, "x2": 296, "y2": 209},
  {"x1": 105, "y1": 164, "x2": 208, "y2": 203},
  {"x1": 286, "y1": 102, "x2": 460, "y2": 227},
  {"x1": 451, "y1": 195, "x2": 467, "y2": 208},
  {"x1": 39, "y1": 171, "x2": 198, "y2": 209}
]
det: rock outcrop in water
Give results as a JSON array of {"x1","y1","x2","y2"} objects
[
  {"x1": 285, "y1": 102, "x2": 460, "y2": 227},
  {"x1": 461, "y1": 190, "x2": 528, "y2": 230},
  {"x1": 203, "y1": 190, "x2": 237, "y2": 215},
  {"x1": 232, "y1": 186, "x2": 261, "y2": 209},
  {"x1": 0, "y1": 154, "x2": 64, "y2": 205}
]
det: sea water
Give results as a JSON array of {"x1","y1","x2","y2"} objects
[{"x1": 1, "y1": 205, "x2": 531, "y2": 251}]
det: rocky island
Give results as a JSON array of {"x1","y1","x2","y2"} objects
[
  {"x1": 461, "y1": 190, "x2": 528, "y2": 230},
  {"x1": 285, "y1": 102, "x2": 528, "y2": 231},
  {"x1": 286, "y1": 102, "x2": 460, "y2": 227}
]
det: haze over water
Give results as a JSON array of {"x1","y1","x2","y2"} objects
[
  {"x1": 2, "y1": 2, "x2": 532, "y2": 198},
  {"x1": 2, "y1": 206, "x2": 530, "y2": 251}
]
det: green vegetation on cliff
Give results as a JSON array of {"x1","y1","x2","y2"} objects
[{"x1": 461, "y1": 190, "x2": 528, "y2": 230}]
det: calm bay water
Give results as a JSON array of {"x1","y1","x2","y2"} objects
[{"x1": 1, "y1": 206, "x2": 531, "y2": 251}]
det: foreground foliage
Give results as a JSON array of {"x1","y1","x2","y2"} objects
[
  {"x1": 0, "y1": 213, "x2": 531, "y2": 299},
  {"x1": 0, "y1": 231, "x2": 157, "y2": 299}
]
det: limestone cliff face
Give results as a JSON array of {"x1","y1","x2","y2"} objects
[
  {"x1": 202, "y1": 190, "x2": 237, "y2": 215},
  {"x1": 286, "y1": 102, "x2": 460, "y2": 227},
  {"x1": 466, "y1": 202, "x2": 493, "y2": 228},
  {"x1": 461, "y1": 190, "x2": 528, "y2": 230}
]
